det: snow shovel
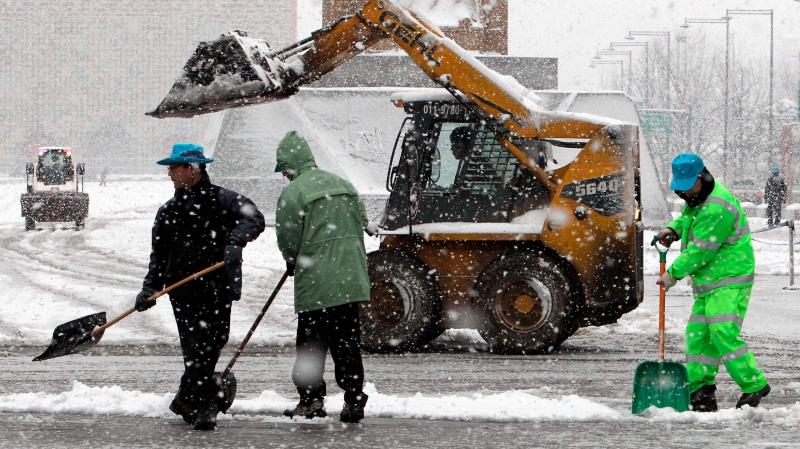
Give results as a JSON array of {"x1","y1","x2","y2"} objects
[
  {"x1": 630, "y1": 237, "x2": 690, "y2": 414},
  {"x1": 214, "y1": 270, "x2": 289, "y2": 413},
  {"x1": 33, "y1": 262, "x2": 226, "y2": 362}
]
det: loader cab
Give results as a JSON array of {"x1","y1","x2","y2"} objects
[
  {"x1": 381, "y1": 99, "x2": 551, "y2": 230},
  {"x1": 36, "y1": 147, "x2": 75, "y2": 186}
]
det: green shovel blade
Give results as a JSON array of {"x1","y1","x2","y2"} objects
[{"x1": 631, "y1": 360, "x2": 690, "y2": 414}]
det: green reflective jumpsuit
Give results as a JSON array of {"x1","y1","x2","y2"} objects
[{"x1": 667, "y1": 181, "x2": 768, "y2": 394}]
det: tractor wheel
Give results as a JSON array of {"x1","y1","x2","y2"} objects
[
  {"x1": 24, "y1": 216, "x2": 35, "y2": 231},
  {"x1": 360, "y1": 250, "x2": 443, "y2": 353},
  {"x1": 475, "y1": 251, "x2": 576, "y2": 354}
]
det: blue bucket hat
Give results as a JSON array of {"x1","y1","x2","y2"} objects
[
  {"x1": 670, "y1": 153, "x2": 705, "y2": 192},
  {"x1": 771, "y1": 165, "x2": 780, "y2": 174},
  {"x1": 157, "y1": 143, "x2": 214, "y2": 166}
]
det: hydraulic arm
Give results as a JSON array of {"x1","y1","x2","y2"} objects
[{"x1": 148, "y1": 0, "x2": 620, "y2": 189}]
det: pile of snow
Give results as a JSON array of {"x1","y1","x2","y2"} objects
[{"x1": 2, "y1": 381, "x2": 798, "y2": 424}]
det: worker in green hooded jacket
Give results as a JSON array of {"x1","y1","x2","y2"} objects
[
  {"x1": 656, "y1": 153, "x2": 769, "y2": 412},
  {"x1": 274, "y1": 131, "x2": 371, "y2": 423}
]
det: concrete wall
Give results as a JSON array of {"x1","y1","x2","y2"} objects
[{"x1": 323, "y1": 0, "x2": 508, "y2": 54}]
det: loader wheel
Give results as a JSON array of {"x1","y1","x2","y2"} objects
[
  {"x1": 476, "y1": 252, "x2": 575, "y2": 354},
  {"x1": 360, "y1": 250, "x2": 443, "y2": 353},
  {"x1": 24, "y1": 216, "x2": 35, "y2": 231}
]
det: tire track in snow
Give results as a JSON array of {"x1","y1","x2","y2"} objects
[{"x1": 0, "y1": 227, "x2": 171, "y2": 341}]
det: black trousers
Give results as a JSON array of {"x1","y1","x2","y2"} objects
[
  {"x1": 293, "y1": 302, "x2": 365, "y2": 404},
  {"x1": 170, "y1": 291, "x2": 231, "y2": 409},
  {"x1": 767, "y1": 203, "x2": 782, "y2": 225}
]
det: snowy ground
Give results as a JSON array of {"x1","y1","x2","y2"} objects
[{"x1": 0, "y1": 178, "x2": 798, "y2": 447}]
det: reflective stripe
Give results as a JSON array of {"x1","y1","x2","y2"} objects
[
  {"x1": 693, "y1": 274, "x2": 755, "y2": 293},
  {"x1": 727, "y1": 223, "x2": 750, "y2": 244},
  {"x1": 691, "y1": 238, "x2": 721, "y2": 250},
  {"x1": 686, "y1": 354, "x2": 720, "y2": 366},
  {"x1": 687, "y1": 313, "x2": 744, "y2": 327},
  {"x1": 706, "y1": 313, "x2": 744, "y2": 327},
  {"x1": 688, "y1": 314, "x2": 708, "y2": 324},
  {"x1": 704, "y1": 196, "x2": 750, "y2": 245},
  {"x1": 705, "y1": 196, "x2": 739, "y2": 217},
  {"x1": 721, "y1": 345, "x2": 750, "y2": 363}
]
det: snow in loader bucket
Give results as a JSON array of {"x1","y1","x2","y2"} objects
[{"x1": 147, "y1": 31, "x2": 293, "y2": 118}]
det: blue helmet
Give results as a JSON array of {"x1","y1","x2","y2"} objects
[
  {"x1": 157, "y1": 143, "x2": 214, "y2": 165},
  {"x1": 771, "y1": 165, "x2": 780, "y2": 174},
  {"x1": 670, "y1": 153, "x2": 705, "y2": 192}
]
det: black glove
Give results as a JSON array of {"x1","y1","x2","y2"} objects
[
  {"x1": 135, "y1": 287, "x2": 158, "y2": 312},
  {"x1": 657, "y1": 228, "x2": 678, "y2": 247},
  {"x1": 286, "y1": 261, "x2": 296, "y2": 277},
  {"x1": 224, "y1": 245, "x2": 243, "y2": 301}
]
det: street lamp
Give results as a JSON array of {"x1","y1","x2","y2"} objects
[
  {"x1": 682, "y1": 17, "x2": 731, "y2": 181},
  {"x1": 595, "y1": 50, "x2": 632, "y2": 93},
  {"x1": 726, "y1": 9, "x2": 775, "y2": 163},
  {"x1": 609, "y1": 41, "x2": 650, "y2": 105},
  {"x1": 589, "y1": 60, "x2": 625, "y2": 91},
  {"x1": 626, "y1": 31, "x2": 671, "y2": 108}
]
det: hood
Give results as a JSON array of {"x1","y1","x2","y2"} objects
[{"x1": 276, "y1": 131, "x2": 316, "y2": 177}]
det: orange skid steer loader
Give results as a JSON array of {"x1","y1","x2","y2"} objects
[{"x1": 149, "y1": 0, "x2": 643, "y2": 354}]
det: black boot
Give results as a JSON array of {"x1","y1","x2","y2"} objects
[
  {"x1": 340, "y1": 393, "x2": 368, "y2": 423},
  {"x1": 283, "y1": 399, "x2": 326, "y2": 419},
  {"x1": 690, "y1": 385, "x2": 718, "y2": 412},
  {"x1": 169, "y1": 396, "x2": 197, "y2": 425},
  {"x1": 193, "y1": 401, "x2": 219, "y2": 431},
  {"x1": 736, "y1": 384, "x2": 770, "y2": 409}
]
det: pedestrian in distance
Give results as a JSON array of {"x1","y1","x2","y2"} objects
[
  {"x1": 764, "y1": 165, "x2": 786, "y2": 227},
  {"x1": 135, "y1": 143, "x2": 265, "y2": 430},
  {"x1": 274, "y1": 131, "x2": 371, "y2": 423},
  {"x1": 656, "y1": 152, "x2": 770, "y2": 412},
  {"x1": 99, "y1": 166, "x2": 108, "y2": 186}
]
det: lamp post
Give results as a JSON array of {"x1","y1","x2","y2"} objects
[
  {"x1": 609, "y1": 41, "x2": 650, "y2": 105},
  {"x1": 682, "y1": 17, "x2": 731, "y2": 181},
  {"x1": 726, "y1": 9, "x2": 775, "y2": 164},
  {"x1": 595, "y1": 50, "x2": 632, "y2": 93},
  {"x1": 589, "y1": 60, "x2": 625, "y2": 91},
  {"x1": 626, "y1": 31, "x2": 671, "y2": 108}
]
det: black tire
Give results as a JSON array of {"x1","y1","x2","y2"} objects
[
  {"x1": 475, "y1": 251, "x2": 576, "y2": 354},
  {"x1": 24, "y1": 216, "x2": 35, "y2": 231},
  {"x1": 360, "y1": 250, "x2": 443, "y2": 353}
]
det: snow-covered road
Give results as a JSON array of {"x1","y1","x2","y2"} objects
[{"x1": 0, "y1": 178, "x2": 798, "y2": 447}]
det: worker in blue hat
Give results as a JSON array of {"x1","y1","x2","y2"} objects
[
  {"x1": 764, "y1": 164, "x2": 786, "y2": 227},
  {"x1": 656, "y1": 152, "x2": 769, "y2": 412},
  {"x1": 136, "y1": 143, "x2": 266, "y2": 430}
]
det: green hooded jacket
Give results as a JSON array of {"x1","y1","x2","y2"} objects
[
  {"x1": 275, "y1": 131, "x2": 370, "y2": 313},
  {"x1": 667, "y1": 181, "x2": 755, "y2": 296}
]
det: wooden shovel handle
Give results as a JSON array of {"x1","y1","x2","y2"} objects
[
  {"x1": 658, "y1": 260, "x2": 666, "y2": 361},
  {"x1": 221, "y1": 270, "x2": 289, "y2": 379},
  {"x1": 91, "y1": 261, "x2": 226, "y2": 336}
]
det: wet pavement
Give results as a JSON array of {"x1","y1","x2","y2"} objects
[{"x1": 2, "y1": 275, "x2": 799, "y2": 448}]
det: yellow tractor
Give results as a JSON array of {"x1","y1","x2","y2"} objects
[{"x1": 149, "y1": 0, "x2": 643, "y2": 354}]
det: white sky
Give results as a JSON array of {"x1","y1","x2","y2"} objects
[{"x1": 296, "y1": 0, "x2": 800, "y2": 91}]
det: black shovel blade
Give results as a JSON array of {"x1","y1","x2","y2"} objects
[
  {"x1": 147, "y1": 30, "x2": 295, "y2": 119},
  {"x1": 33, "y1": 312, "x2": 107, "y2": 361},
  {"x1": 215, "y1": 371, "x2": 237, "y2": 413}
]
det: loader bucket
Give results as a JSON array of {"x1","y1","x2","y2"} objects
[
  {"x1": 148, "y1": 30, "x2": 296, "y2": 118},
  {"x1": 631, "y1": 360, "x2": 690, "y2": 414},
  {"x1": 33, "y1": 312, "x2": 107, "y2": 361}
]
